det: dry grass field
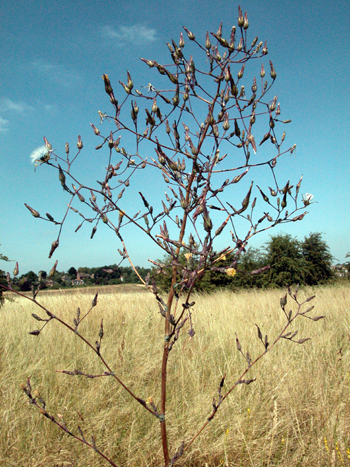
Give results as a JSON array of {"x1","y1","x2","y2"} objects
[{"x1": 1, "y1": 285, "x2": 350, "y2": 466}]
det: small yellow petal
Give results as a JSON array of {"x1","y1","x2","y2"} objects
[{"x1": 226, "y1": 268, "x2": 236, "y2": 277}]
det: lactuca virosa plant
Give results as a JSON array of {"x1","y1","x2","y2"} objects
[{"x1": 3, "y1": 7, "x2": 323, "y2": 466}]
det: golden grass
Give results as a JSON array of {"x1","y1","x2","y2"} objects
[{"x1": 1, "y1": 285, "x2": 350, "y2": 466}]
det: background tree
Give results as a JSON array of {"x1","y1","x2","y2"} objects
[
  {"x1": 301, "y1": 232, "x2": 334, "y2": 285},
  {"x1": 40, "y1": 270, "x2": 47, "y2": 280},
  {"x1": 263, "y1": 233, "x2": 307, "y2": 287},
  {"x1": 68, "y1": 266, "x2": 77, "y2": 278},
  {"x1": 230, "y1": 247, "x2": 266, "y2": 289}
]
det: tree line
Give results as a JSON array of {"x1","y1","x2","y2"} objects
[
  {"x1": 153, "y1": 232, "x2": 338, "y2": 292},
  {"x1": 0, "y1": 232, "x2": 346, "y2": 296}
]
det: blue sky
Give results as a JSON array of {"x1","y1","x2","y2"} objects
[{"x1": 1, "y1": 0, "x2": 349, "y2": 275}]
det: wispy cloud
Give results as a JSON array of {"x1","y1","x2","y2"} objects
[
  {"x1": 0, "y1": 116, "x2": 9, "y2": 133},
  {"x1": 30, "y1": 59, "x2": 81, "y2": 87},
  {"x1": 0, "y1": 97, "x2": 34, "y2": 133},
  {"x1": 101, "y1": 24, "x2": 157, "y2": 45},
  {"x1": 0, "y1": 97, "x2": 33, "y2": 114}
]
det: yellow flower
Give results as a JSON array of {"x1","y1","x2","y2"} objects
[
  {"x1": 184, "y1": 253, "x2": 193, "y2": 262},
  {"x1": 226, "y1": 268, "x2": 236, "y2": 277}
]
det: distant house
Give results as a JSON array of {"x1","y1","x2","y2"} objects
[
  {"x1": 45, "y1": 280, "x2": 58, "y2": 287},
  {"x1": 61, "y1": 275, "x2": 71, "y2": 283},
  {"x1": 72, "y1": 272, "x2": 85, "y2": 286},
  {"x1": 331, "y1": 264, "x2": 349, "y2": 277}
]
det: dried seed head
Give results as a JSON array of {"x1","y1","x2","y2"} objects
[
  {"x1": 108, "y1": 132, "x2": 114, "y2": 148},
  {"x1": 13, "y1": 262, "x2": 19, "y2": 276},
  {"x1": 223, "y1": 112, "x2": 230, "y2": 131},
  {"x1": 251, "y1": 77, "x2": 257, "y2": 93},
  {"x1": 243, "y1": 12, "x2": 249, "y2": 29},
  {"x1": 24, "y1": 203, "x2": 40, "y2": 218},
  {"x1": 49, "y1": 260, "x2": 58, "y2": 277},
  {"x1": 262, "y1": 41, "x2": 268, "y2": 55},
  {"x1": 140, "y1": 58, "x2": 155, "y2": 67},
  {"x1": 152, "y1": 97, "x2": 158, "y2": 113},
  {"x1": 179, "y1": 32, "x2": 185, "y2": 48},
  {"x1": 269, "y1": 95, "x2": 278, "y2": 112},
  {"x1": 229, "y1": 26, "x2": 236, "y2": 49},
  {"x1": 48, "y1": 240, "x2": 59, "y2": 259},
  {"x1": 183, "y1": 26, "x2": 195, "y2": 40},
  {"x1": 259, "y1": 64, "x2": 265, "y2": 79},
  {"x1": 205, "y1": 31, "x2": 211, "y2": 50},
  {"x1": 302, "y1": 193, "x2": 314, "y2": 206},
  {"x1": 77, "y1": 135, "x2": 83, "y2": 149},
  {"x1": 102, "y1": 74, "x2": 113, "y2": 95},
  {"x1": 217, "y1": 21, "x2": 223, "y2": 37},
  {"x1": 238, "y1": 6, "x2": 244, "y2": 27},
  {"x1": 120, "y1": 81, "x2": 131, "y2": 94},
  {"x1": 237, "y1": 64, "x2": 245, "y2": 80},
  {"x1": 126, "y1": 70, "x2": 133, "y2": 90},
  {"x1": 251, "y1": 36, "x2": 258, "y2": 48},
  {"x1": 65, "y1": 142, "x2": 69, "y2": 154},
  {"x1": 58, "y1": 164, "x2": 66, "y2": 185},
  {"x1": 269, "y1": 60, "x2": 277, "y2": 80},
  {"x1": 90, "y1": 123, "x2": 100, "y2": 135}
]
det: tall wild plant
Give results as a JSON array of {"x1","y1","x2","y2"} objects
[{"x1": 3, "y1": 7, "x2": 323, "y2": 466}]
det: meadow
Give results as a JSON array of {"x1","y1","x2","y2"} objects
[{"x1": 1, "y1": 285, "x2": 349, "y2": 466}]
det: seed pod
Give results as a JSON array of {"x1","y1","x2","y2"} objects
[
  {"x1": 179, "y1": 32, "x2": 185, "y2": 48},
  {"x1": 238, "y1": 6, "x2": 244, "y2": 27},
  {"x1": 90, "y1": 123, "x2": 100, "y2": 135},
  {"x1": 13, "y1": 262, "x2": 19, "y2": 276},
  {"x1": 241, "y1": 182, "x2": 253, "y2": 211},
  {"x1": 49, "y1": 260, "x2": 58, "y2": 278},
  {"x1": 205, "y1": 31, "x2": 211, "y2": 49},
  {"x1": 262, "y1": 41, "x2": 268, "y2": 55},
  {"x1": 119, "y1": 81, "x2": 131, "y2": 94},
  {"x1": 243, "y1": 12, "x2": 249, "y2": 29},
  {"x1": 24, "y1": 203, "x2": 40, "y2": 218},
  {"x1": 183, "y1": 26, "x2": 195, "y2": 40},
  {"x1": 102, "y1": 74, "x2": 113, "y2": 95},
  {"x1": 77, "y1": 135, "x2": 83, "y2": 149},
  {"x1": 58, "y1": 164, "x2": 66, "y2": 185},
  {"x1": 251, "y1": 37, "x2": 258, "y2": 48},
  {"x1": 237, "y1": 64, "x2": 245, "y2": 80},
  {"x1": 257, "y1": 186, "x2": 269, "y2": 202},
  {"x1": 259, "y1": 133, "x2": 270, "y2": 146},
  {"x1": 140, "y1": 58, "x2": 155, "y2": 67},
  {"x1": 251, "y1": 77, "x2": 257, "y2": 93},
  {"x1": 48, "y1": 240, "x2": 59, "y2": 259},
  {"x1": 223, "y1": 113, "x2": 230, "y2": 131},
  {"x1": 269, "y1": 60, "x2": 277, "y2": 80},
  {"x1": 260, "y1": 64, "x2": 265, "y2": 78}
]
